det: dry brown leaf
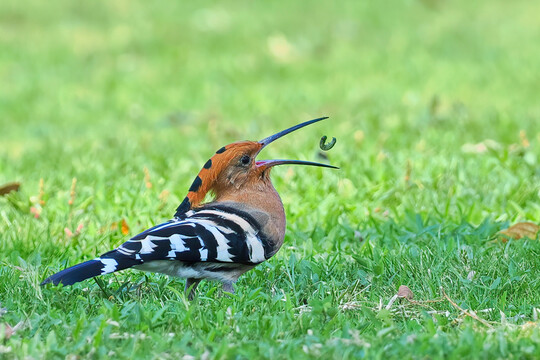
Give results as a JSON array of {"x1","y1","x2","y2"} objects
[
  {"x1": 397, "y1": 285, "x2": 414, "y2": 300},
  {"x1": 498, "y1": 222, "x2": 540, "y2": 242},
  {"x1": 98, "y1": 222, "x2": 117, "y2": 234},
  {"x1": 121, "y1": 219, "x2": 130, "y2": 235},
  {"x1": 0, "y1": 182, "x2": 20, "y2": 196}
]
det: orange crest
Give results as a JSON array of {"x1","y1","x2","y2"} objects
[{"x1": 175, "y1": 141, "x2": 262, "y2": 215}]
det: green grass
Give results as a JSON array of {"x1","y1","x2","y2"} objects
[{"x1": 1, "y1": 0, "x2": 539, "y2": 358}]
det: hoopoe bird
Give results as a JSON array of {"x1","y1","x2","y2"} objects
[{"x1": 41, "y1": 117, "x2": 337, "y2": 298}]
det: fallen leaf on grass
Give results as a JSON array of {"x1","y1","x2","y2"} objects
[
  {"x1": 397, "y1": 285, "x2": 414, "y2": 300},
  {"x1": 498, "y1": 222, "x2": 539, "y2": 242},
  {"x1": 121, "y1": 219, "x2": 130, "y2": 235},
  {"x1": 0, "y1": 182, "x2": 20, "y2": 196},
  {"x1": 385, "y1": 285, "x2": 414, "y2": 309},
  {"x1": 99, "y1": 219, "x2": 130, "y2": 235}
]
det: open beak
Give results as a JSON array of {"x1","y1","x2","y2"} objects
[{"x1": 256, "y1": 117, "x2": 339, "y2": 170}]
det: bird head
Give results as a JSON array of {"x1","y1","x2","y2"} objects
[{"x1": 175, "y1": 117, "x2": 337, "y2": 215}]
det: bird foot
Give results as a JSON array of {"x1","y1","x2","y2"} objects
[{"x1": 222, "y1": 281, "x2": 235, "y2": 295}]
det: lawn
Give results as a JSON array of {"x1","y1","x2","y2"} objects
[{"x1": 1, "y1": 0, "x2": 539, "y2": 358}]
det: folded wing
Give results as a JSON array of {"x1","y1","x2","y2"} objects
[{"x1": 42, "y1": 204, "x2": 272, "y2": 286}]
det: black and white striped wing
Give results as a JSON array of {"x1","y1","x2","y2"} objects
[{"x1": 116, "y1": 204, "x2": 273, "y2": 265}]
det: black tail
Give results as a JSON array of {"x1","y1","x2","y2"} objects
[{"x1": 41, "y1": 250, "x2": 141, "y2": 286}]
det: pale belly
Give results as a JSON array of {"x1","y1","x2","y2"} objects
[{"x1": 133, "y1": 260, "x2": 255, "y2": 283}]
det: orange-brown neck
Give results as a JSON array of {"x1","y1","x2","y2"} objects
[
  {"x1": 215, "y1": 176, "x2": 287, "y2": 252},
  {"x1": 214, "y1": 174, "x2": 282, "y2": 213}
]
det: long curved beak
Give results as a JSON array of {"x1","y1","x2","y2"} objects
[
  {"x1": 256, "y1": 159, "x2": 338, "y2": 169},
  {"x1": 256, "y1": 117, "x2": 339, "y2": 169}
]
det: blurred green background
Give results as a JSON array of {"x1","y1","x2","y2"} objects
[
  {"x1": 2, "y1": 0, "x2": 539, "y2": 141},
  {"x1": 1, "y1": 0, "x2": 539, "y2": 358},
  {"x1": 1, "y1": 0, "x2": 538, "y2": 223}
]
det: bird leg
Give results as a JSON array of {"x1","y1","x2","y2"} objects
[
  {"x1": 185, "y1": 278, "x2": 201, "y2": 300},
  {"x1": 222, "y1": 281, "x2": 235, "y2": 295}
]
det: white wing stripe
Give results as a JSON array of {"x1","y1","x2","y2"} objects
[
  {"x1": 99, "y1": 258, "x2": 118, "y2": 274},
  {"x1": 117, "y1": 247, "x2": 132, "y2": 256},
  {"x1": 139, "y1": 236, "x2": 159, "y2": 254},
  {"x1": 195, "y1": 222, "x2": 233, "y2": 262},
  {"x1": 200, "y1": 248, "x2": 208, "y2": 261},
  {"x1": 248, "y1": 238, "x2": 266, "y2": 263},
  {"x1": 169, "y1": 234, "x2": 188, "y2": 252}
]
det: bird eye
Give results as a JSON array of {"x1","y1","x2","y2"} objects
[{"x1": 240, "y1": 155, "x2": 251, "y2": 165}]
